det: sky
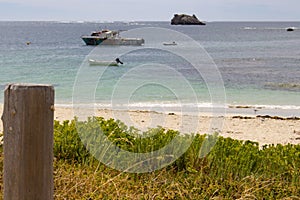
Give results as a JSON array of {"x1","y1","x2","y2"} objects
[{"x1": 0, "y1": 0, "x2": 299, "y2": 21}]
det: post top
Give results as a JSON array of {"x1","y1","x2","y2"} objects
[{"x1": 5, "y1": 83, "x2": 54, "y2": 91}]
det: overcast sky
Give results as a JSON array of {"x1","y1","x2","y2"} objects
[{"x1": 0, "y1": 0, "x2": 299, "y2": 21}]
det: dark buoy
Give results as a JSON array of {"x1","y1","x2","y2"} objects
[{"x1": 286, "y1": 27, "x2": 295, "y2": 32}]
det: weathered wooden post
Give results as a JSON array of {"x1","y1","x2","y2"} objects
[{"x1": 2, "y1": 84, "x2": 54, "y2": 200}]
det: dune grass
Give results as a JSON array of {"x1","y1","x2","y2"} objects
[{"x1": 0, "y1": 116, "x2": 299, "y2": 199}]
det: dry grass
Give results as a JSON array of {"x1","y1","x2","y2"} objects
[{"x1": 0, "y1": 118, "x2": 299, "y2": 199}]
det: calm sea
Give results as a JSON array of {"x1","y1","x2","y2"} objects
[{"x1": 0, "y1": 21, "x2": 299, "y2": 116}]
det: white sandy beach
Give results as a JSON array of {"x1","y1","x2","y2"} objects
[{"x1": 1, "y1": 104, "x2": 299, "y2": 145}]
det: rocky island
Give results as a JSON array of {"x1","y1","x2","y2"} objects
[{"x1": 171, "y1": 14, "x2": 206, "y2": 25}]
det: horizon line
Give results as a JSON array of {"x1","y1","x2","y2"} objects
[{"x1": 0, "y1": 20, "x2": 300, "y2": 23}]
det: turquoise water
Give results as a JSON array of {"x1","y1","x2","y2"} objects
[{"x1": 0, "y1": 21, "x2": 299, "y2": 115}]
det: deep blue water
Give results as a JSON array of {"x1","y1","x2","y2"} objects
[{"x1": 0, "y1": 21, "x2": 299, "y2": 113}]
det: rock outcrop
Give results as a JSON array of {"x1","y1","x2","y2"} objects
[{"x1": 171, "y1": 14, "x2": 206, "y2": 25}]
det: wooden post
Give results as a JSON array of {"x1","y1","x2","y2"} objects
[{"x1": 2, "y1": 84, "x2": 54, "y2": 200}]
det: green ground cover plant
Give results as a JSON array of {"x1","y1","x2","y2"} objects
[{"x1": 0, "y1": 117, "x2": 299, "y2": 199}]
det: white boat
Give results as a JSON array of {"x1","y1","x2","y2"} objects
[
  {"x1": 163, "y1": 41, "x2": 177, "y2": 46},
  {"x1": 88, "y1": 59, "x2": 119, "y2": 66},
  {"x1": 81, "y1": 29, "x2": 145, "y2": 46}
]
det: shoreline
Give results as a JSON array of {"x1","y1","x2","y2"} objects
[
  {"x1": 56, "y1": 102, "x2": 300, "y2": 117},
  {"x1": 0, "y1": 104, "x2": 299, "y2": 145}
]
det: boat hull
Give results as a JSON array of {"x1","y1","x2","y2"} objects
[
  {"x1": 88, "y1": 59, "x2": 119, "y2": 66},
  {"x1": 163, "y1": 42, "x2": 177, "y2": 46},
  {"x1": 81, "y1": 36, "x2": 144, "y2": 46},
  {"x1": 81, "y1": 37, "x2": 106, "y2": 45},
  {"x1": 101, "y1": 38, "x2": 144, "y2": 46}
]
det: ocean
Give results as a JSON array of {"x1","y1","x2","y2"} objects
[{"x1": 0, "y1": 21, "x2": 299, "y2": 116}]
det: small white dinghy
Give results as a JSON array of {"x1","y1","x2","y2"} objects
[
  {"x1": 88, "y1": 59, "x2": 122, "y2": 66},
  {"x1": 163, "y1": 41, "x2": 177, "y2": 46}
]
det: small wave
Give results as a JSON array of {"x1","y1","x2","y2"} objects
[
  {"x1": 242, "y1": 27, "x2": 298, "y2": 30},
  {"x1": 99, "y1": 102, "x2": 226, "y2": 109},
  {"x1": 60, "y1": 102, "x2": 300, "y2": 110},
  {"x1": 55, "y1": 20, "x2": 90, "y2": 24},
  {"x1": 243, "y1": 27, "x2": 257, "y2": 30},
  {"x1": 58, "y1": 102, "x2": 224, "y2": 109},
  {"x1": 127, "y1": 22, "x2": 148, "y2": 26}
]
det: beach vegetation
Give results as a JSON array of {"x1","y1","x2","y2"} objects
[{"x1": 0, "y1": 117, "x2": 299, "y2": 199}]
